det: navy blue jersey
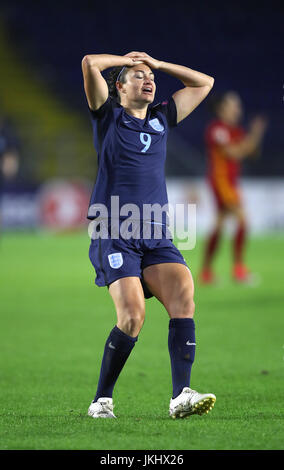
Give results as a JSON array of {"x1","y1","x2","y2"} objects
[{"x1": 87, "y1": 96, "x2": 177, "y2": 221}]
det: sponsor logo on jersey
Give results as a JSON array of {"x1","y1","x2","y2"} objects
[
  {"x1": 108, "y1": 252, "x2": 123, "y2": 269},
  {"x1": 149, "y1": 118, "x2": 164, "y2": 132}
]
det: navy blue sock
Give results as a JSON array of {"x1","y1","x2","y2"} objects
[
  {"x1": 94, "y1": 326, "x2": 138, "y2": 402},
  {"x1": 168, "y1": 318, "x2": 196, "y2": 399}
]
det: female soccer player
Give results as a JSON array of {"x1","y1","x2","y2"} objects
[
  {"x1": 82, "y1": 51, "x2": 216, "y2": 419},
  {"x1": 199, "y1": 92, "x2": 267, "y2": 284}
]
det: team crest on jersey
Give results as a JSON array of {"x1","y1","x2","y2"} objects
[
  {"x1": 108, "y1": 252, "x2": 123, "y2": 269},
  {"x1": 149, "y1": 118, "x2": 164, "y2": 132},
  {"x1": 212, "y1": 127, "x2": 230, "y2": 144}
]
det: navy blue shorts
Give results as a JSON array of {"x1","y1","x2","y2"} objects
[{"x1": 88, "y1": 220, "x2": 187, "y2": 299}]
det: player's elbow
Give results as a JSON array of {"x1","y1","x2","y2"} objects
[
  {"x1": 81, "y1": 55, "x2": 100, "y2": 70},
  {"x1": 82, "y1": 55, "x2": 92, "y2": 69},
  {"x1": 208, "y1": 76, "x2": 215, "y2": 89}
]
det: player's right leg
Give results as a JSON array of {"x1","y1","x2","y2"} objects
[
  {"x1": 109, "y1": 276, "x2": 145, "y2": 337},
  {"x1": 88, "y1": 275, "x2": 145, "y2": 418},
  {"x1": 199, "y1": 209, "x2": 226, "y2": 284},
  {"x1": 229, "y1": 205, "x2": 252, "y2": 282},
  {"x1": 87, "y1": 220, "x2": 146, "y2": 418}
]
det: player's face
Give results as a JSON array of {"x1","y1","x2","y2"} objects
[
  {"x1": 120, "y1": 64, "x2": 156, "y2": 105},
  {"x1": 221, "y1": 94, "x2": 243, "y2": 124}
]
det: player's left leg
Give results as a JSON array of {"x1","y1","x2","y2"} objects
[
  {"x1": 143, "y1": 263, "x2": 216, "y2": 418},
  {"x1": 230, "y1": 205, "x2": 251, "y2": 281}
]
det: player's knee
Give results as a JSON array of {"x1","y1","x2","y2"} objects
[
  {"x1": 180, "y1": 297, "x2": 195, "y2": 318},
  {"x1": 239, "y1": 216, "x2": 246, "y2": 229},
  {"x1": 169, "y1": 290, "x2": 195, "y2": 319},
  {"x1": 216, "y1": 212, "x2": 225, "y2": 230},
  {"x1": 123, "y1": 312, "x2": 145, "y2": 336},
  {"x1": 118, "y1": 304, "x2": 145, "y2": 336},
  {"x1": 127, "y1": 315, "x2": 145, "y2": 336}
]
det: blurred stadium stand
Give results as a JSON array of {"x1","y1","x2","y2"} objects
[{"x1": 0, "y1": 0, "x2": 283, "y2": 230}]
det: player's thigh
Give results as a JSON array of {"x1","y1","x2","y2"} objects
[
  {"x1": 212, "y1": 182, "x2": 242, "y2": 215},
  {"x1": 108, "y1": 276, "x2": 146, "y2": 329},
  {"x1": 143, "y1": 263, "x2": 195, "y2": 318}
]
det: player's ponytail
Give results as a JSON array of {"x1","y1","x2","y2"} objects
[{"x1": 106, "y1": 66, "x2": 129, "y2": 103}]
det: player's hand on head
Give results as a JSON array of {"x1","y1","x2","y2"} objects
[
  {"x1": 123, "y1": 55, "x2": 144, "y2": 67},
  {"x1": 124, "y1": 51, "x2": 148, "y2": 58},
  {"x1": 124, "y1": 52, "x2": 161, "y2": 69}
]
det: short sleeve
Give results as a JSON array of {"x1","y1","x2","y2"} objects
[
  {"x1": 152, "y1": 97, "x2": 177, "y2": 129},
  {"x1": 88, "y1": 96, "x2": 113, "y2": 121}
]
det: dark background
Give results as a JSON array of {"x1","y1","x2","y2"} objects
[{"x1": 0, "y1": 0, "x2": 283, "y2": 181}]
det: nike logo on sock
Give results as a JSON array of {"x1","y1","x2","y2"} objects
[
  {"x1": 109, "y1": 342, "x2": 116, "y2": 350},
  {"x1": 186, "y1": 341, "x2": 196, "y2": 346}
]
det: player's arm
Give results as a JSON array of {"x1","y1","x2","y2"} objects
[
  {"x1": 164, "y1": 63, "x2": 214, "y2": 123},
  {"x1": 81, "y1": 54, "x2": 139, "y2": 111},
  {"x1": 124, "y1": 52, "x2": 214, "y2": 123},
  {"x1": 223, "y1": 117, "x2": 267, "y2": 160}
]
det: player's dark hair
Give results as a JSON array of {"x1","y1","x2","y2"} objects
[
  {"x1": 208, "y1": 91, "x2": 239, "y2": 115},
  {"x1": 106, "y1": 66, "x2": 129, "y2": 103}
]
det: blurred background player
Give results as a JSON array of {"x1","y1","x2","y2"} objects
[
  {"x1": 0, "y1": 114, "x2": 20, "y2": 234},
  {"x1": 199, "y1": 92, "x2": 267, "y2": 284},
  {"x1": 0, "y1": 115, "x2": 19, "y2": 179}
]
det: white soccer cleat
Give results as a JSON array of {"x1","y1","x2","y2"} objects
[
  {"x1": 169, "y1": 387, "x2": 216, "y2": 419},
  {"x1": 88, "y1": 397, "x2": 116, "y2": 419}
]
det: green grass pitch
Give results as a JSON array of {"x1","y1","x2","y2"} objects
[{"x1": 0, "y1": 231, "x2": 284, "y2": 450}]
